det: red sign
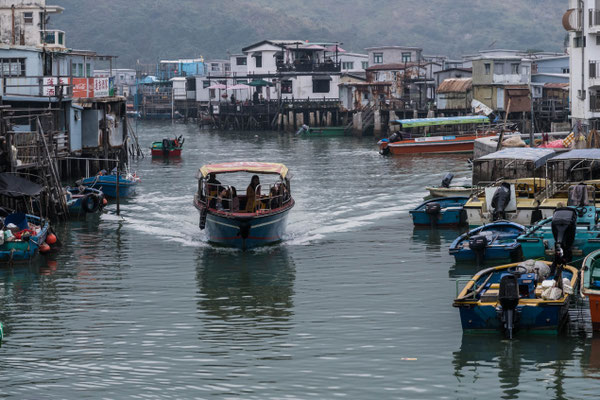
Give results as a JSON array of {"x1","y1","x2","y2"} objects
[{"x1": 72, "y1": 78, "x2": 94, "y2": 98}]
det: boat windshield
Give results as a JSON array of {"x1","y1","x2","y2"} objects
[{"x1": 197, "y1": 172, "x2": 292, "y2": 213}]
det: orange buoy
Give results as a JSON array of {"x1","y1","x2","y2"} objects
[
  {"x1": 46, "y1": 233, "x2": 57, "y2": 245},
  {"x1": 102, "y1": 198, "x2": 108, "y2": 206},
  {"x1": 39, "y1": 243, "x2": 51, "y2": 253}
]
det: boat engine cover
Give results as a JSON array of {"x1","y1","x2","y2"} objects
[
  {"x1": 441, "y1": 173, "x2": 454, "y2": 188},
  {"x1": 491, "y1": 182, "x2": 511, "y2": 218},
  {"x1": 499, "y1": 274, "x2": 520, "y2": 311},
  {"x1": 425, "y1": 202, "x2": 441, "y2": 215},
  {"x1": 551, "y1": 207, "x2": 577, "y2": 249},
  {"x1": 468, "y1": 234, "x2": 488, "y2": 251}
]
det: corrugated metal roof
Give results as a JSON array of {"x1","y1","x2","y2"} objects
[
  {"x1": 437, "y1": 78, "x2": 472, "y2": 93},
  {"x1": 550, "y1": 149, "x2": 600, "y2": 161},
  {"x1": 544, "y1": 82, "x2": 569, "y2": 89},
  {"x1": 476, "y1": 148, "x2": 557, "y2": 168}
]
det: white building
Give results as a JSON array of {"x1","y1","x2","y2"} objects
[
  {"x1": 339, "y1": 52, "x2": 368, "y2": 73},
  {"x1": 564, "y1": 0, "x2": 600, "y2": 129},
  {"x1": 95, "y1": 68, "x2": 136, "y2": 96},
  {"x1": 0, "y1": 0, "x2": 64, "y2": 48}
]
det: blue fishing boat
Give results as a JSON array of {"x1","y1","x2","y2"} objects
[
  {"x1": 409, "y1": 196, "x2": 469, "y2": 226},
  {"x1": 517, "y1": 205, "x2": 600, "y2": 261},
  {"x1": 80, "y1": 172, "x2": 139, "y2": 198},
  {"x1": 449, "y1": 221, "x2": 525, "y2": 264},
  {"x1": 65, "y1": 187, "x2": 106, "y2": 216},
  {"x1": 194, "y1": 162, "x2": 295, "y2": 250},
  {"x1": 454, "y1": 201, "x2": 580, "y2": 338},
  {"x1": 0, "y1": 213, "x2": 49, "y2": 261}
]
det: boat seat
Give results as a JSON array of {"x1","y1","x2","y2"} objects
[{"x1": 480, "y1": 289, "x2": 499, "y2": 302}]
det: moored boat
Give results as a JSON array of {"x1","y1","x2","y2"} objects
[
  {"x1": 426, "y1": 172, "x2": 472, "y2": 198},
  {"x1": 64, "y1": 186, "x2": 106, "y2": 216},
  {"x1": 151, "y1": 135, "x2": 184, "y2": 157},
  {"x1": 0, "y1": 213, "x2": 50, "y2": 261},
  {"x1": 80, "y1": 170, "x2": 139, "y2": 198},
  {"x1": 581, "y1": 249, "x2": 600, "y2": 331},
  {"x1": 378, "y1": 115, "x2": 494, "y2": 155},
  {"x1": 193, "y1": 162, "x2": 294, "y2": 250},
  {"x1": 464, "y1": 148, "x2": 557, "y2": 226},
  {"x1": 449, "y1": 221, "x2": 525, "y2": 264},
  {"x1": 455, "y1": 200, "x2": 580, "y2": 338},
  {"x1": 409, "y1": 196, "x2": 468, "y2": 226}
]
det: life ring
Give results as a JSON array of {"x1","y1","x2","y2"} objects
[{"x1": 82, "y1": 194, "x2": 100, "y2": 213}]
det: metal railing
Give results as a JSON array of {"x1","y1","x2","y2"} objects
[
  {"x1": 200, "y1": 181, "x2": 291, "y2": 213},
  {"x1": 277, "y1": 60, "x2": 341, "y2": 73}
]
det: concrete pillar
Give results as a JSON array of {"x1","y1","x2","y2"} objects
[
  {"x1": 316, "y1": 111, "x2": 321, "y2": 125},
  {"x1": 353, "y1": 112, "x2": 363, "y2": 136},
  {"x1": 289, "y1": 111, "x2": 294, "y2": 129},
  {"x1": 327, "y1": 111, "x2": 332, "y2": 126},
  {"x1": 309, "y1": 112, "x2": 316, "y2": 126},
  {"x1": 278, "y1": 113, "x2": 283, "y2": 130},
  {"x1": 297, "y1": 113, "x2": 304, "y2": 128},
  {"x1": 373, "y1": 110, "x2": 382, "y2": 136}
]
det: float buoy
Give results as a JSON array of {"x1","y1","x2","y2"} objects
[
  {"x1": 46, "y1": 233, "x2": 57, "y2": 245},
  {"x1": 102, "y1": 198, "x2": 108, "y2": 206},
  {"x1": 39, "y1": 243, "x2": 51, "y2": 253}
]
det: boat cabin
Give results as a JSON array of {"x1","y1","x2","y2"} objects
[
  {"x1": 195, "y1": 162, "x2": 292, "y2": 214},
  {"x1": 472, "y1": 148, "x2": 557, "y2": 194},
  {"x1": 389, "y1": 115, "x2": 490, "y2": 139}
]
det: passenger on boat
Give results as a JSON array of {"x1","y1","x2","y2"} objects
[
  {"x1": 231, "y1": 187, "x2": 240, "y2": 212},
  {"x1": 245, "y1": 175, "x2": 261, "y2": 212},
  {"x1": 206, "y1": 173, "x2": 222, "y2": 208},
  {"x1": 216, "y1": 188, "x2": 229, "y2": 211},
  {"x1": 270, "y1": 184, "x2": 282, "y2": 209}
]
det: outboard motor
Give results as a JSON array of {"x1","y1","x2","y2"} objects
[
  {"x1": 425, "y1": 202, "x2": 441, "y2": 227},
  {"x1": 468, "y1": 234, "x2": 488, "y2": 267},
  {"x1": 388, "y1": 132, "x2": 403, "y2": 143},
  {"x1": 441, "y1": 173, "x2": 454, "y2": 189},
  {"x1": 378, "y1": 139, "x2": 390, "y2": 155},
  {"x1": 499, "y1": 274, "x2": 520, "y2": 339},
  {"x1": 567, "y1": 183, "x2": 589, "y2": 207},
  {"x1": 491, "y1": 182, "x2": 512, "y2": 221},
  {"x1": 551, "y1": 207, "x2": 577, "y2": 281}
]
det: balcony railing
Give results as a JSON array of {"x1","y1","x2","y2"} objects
[
  {"x1": 589, "y1": 60, "x2": 600, "y2": 81},
  {"x1": 591, "y1": 8, "x2": 600, "y2": 27},
  {"x1": 590, "y1": 93, "x2": 600, "y2": 112},
  {"x1": 40, "y1": 30, "x2": 65, "y2": 48},
  {"x1": 277, "y1": 60, "x2": 341, "y2": 73}
]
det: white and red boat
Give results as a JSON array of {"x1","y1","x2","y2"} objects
[{"x1": 378, "y1": 116, "x2": 495, "y2": 155}]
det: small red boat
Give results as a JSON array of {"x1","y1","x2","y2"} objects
[
  {"x1": 151, "y1": 136, "x2": 184, "y2": 157},
  {"x1": 378, "y1": 116, "x2": 495, "y2": 155}
]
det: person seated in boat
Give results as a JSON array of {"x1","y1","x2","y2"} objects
[
  {"x1": 206, "y1": 173, "x2": 222, "y2": 208},
  {"x1": 270, "y1": 184, "x2": 282, "y2": 209},
  {"x1": 216, "y1": 188, "x2": 230, "y2": 211},
  {"x1": 97, "y1": 169, "x2": 107, "y2": 176},
  {"x1": 230, "y1": 187, "x2": 240, "y2": 212},
  {"x1": 245, "y1": 175, "x2": 261, "y2": 212}
]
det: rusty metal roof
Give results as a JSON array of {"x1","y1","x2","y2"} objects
[
  {"x1": 436, "y1": 78, "x2": 472, "y2": 93},
  {"x1": 544, "y1": 82, "x2": 569, "y2": 89}
]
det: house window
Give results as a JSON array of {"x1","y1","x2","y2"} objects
[
  {"x1": 236, "y1": 57, "x2": 247, "y2": 66},
  {"x1": 281, "y1": 80, "x2": 292, "y2": 94},
  {"x1": 495, "y1": 63, "x2": 504, "y2": 74},
  {"x1": 511, "y1": 63, "x2": 520, "y2": 74},
  {"x1": 484, "y1": 63, "x2": 491, "y2": 75},
  {"x1": 402, "y1": 52, "x2": 411, "y2": 63},
  {"x1": 236, "y1": 79, "x2": 247, "y2": 84},
  {"x1": 77, "y1": 63, "x2": 84, "y2": 77},
  {"x1": 86, "y1": 63, "x2": 91, "y2": 77},
  {"x1": 373, "y1": 53, "x2": 383, "y2": 64},
  {"x1": 574, "y1": 35, "x2": 586, "y2": 48},
  {"x1": 362, "y1": 61, "x2": 368, "y2": 69},
  {"x1": 203, "y1": 80, "x2": 210, "y2": 89},
  {"x1": 562, "y1": 67, "x2": 570, "y2": 73},
  {"x1": 23, "y1": 12, "x2": 33, "y2": 24},
  {"x1": 342, "y1": 61, "x2": 354, "y2": 70},
  {"x1": 211, "y1": 63, "x2": 219, "y2": 72},
  {"x1": 591, "y1": 61, "x2": 598, "y2": 79},
  {"x1": 313, "y1": 78, "x2": 330, "y2": 93},
  {"x1": 224, "y1": 64, "x2": 231, "y2": 73},
  {"x1": 255, "y1": 55, "x2": 262, "y2": 68},
  {"x1": 0, "y1": 58, "x2": 25, "y2": 77},
  {"x1": 209, "y1": 89, "x2": 216, "y2": 99},
  {"x1": 522, "y1": 65, "x2": 529, "y2": 76}
]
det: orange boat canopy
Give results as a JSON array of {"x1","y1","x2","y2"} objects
[{"x1": 198, "y1": 162, "x2": 289, "y2": 179}]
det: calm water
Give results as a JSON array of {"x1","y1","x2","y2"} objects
[{"x1": 0, "y1": 121, "x2": 598, "y2": 399}]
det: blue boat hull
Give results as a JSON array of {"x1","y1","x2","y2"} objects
[
  {"x1": 204, "y1": 209, "x2": 292, "y2": 250},
  {"x1": 81, "y1": 176, "x2": 137, "y2": 198},
  {"x1": 66, "y1": 187, "x2": 104, "y2": 216},
  {"x1": 458, "y1": 303, "x2": 569, "y2": 334},
  {"x1": 0, "y1": 215, "x2": 49, "y2": 261},
  {"x1": 451, "y1": 246, "x2": 521, "y2": 261},
  {"x1": 410, "y1": 209, "x2": 466, "y2": 226}
]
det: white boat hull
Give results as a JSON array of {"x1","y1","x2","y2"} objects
[{"x1": 426, "y1": 186, "x2": 472, "y2": 198}]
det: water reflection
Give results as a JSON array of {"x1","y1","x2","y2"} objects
[
  {"x1": 195, "y1": 246, "x2": 296, "y2": 341},
  {"x1": 412, "y1": 226, "x2": 465, "y2": 248},
  {"x1": 454, "y1": 335, "x2": 579, "y2": 399}
]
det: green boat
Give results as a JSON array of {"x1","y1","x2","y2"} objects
[{"x1": 297, "y1": 125, "x2": 347, "y2": 136}]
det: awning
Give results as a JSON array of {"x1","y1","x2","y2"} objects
[
  {"x1": 476, "y1": 148, "x2": 557, "y2": 168},
  {"x1": 312, "y1": 75, "x2": 332, "y2": 81},
  {"x1": 247, "y1": 79, "x2": 274, "y2": 87},
  {"x1": 549, "y1": 149, "x2": 600, "y2": 161},
  {"x1": 0, "y1": 173, "x2": 44, "y2": 198},
  {"x1": 207, "y1": 83, "x2": 227, "y2": 90},
  {"x1": 198, "y1": 162, "x2": 289, "y2": 179},
  {"x1": 393, "y1": 115, "x2": 489, "y2": 128}
]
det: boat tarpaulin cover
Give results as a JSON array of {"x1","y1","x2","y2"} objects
[
  {"x1": 476, "y1": 148, "x2": 557, "y2": 169},
  {"x1": 393, "y1": 115, "x2": 490, "y2": 128},
  {"x1": 0, "y1": 173, "x2": 43, "y2": 197},
  {"x1": 549, "y1": 149, "x2": 600, "y2": 161},
  {"x1": 199, "y1": 162, "x2": 288, "y2": 179}
]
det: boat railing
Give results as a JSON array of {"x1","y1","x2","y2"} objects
[
  {"x1": 255, "y1": 182, "x2": 291, "y2": 213},
  {"x1": 202, "y1": 182, "x2": 291, "y2": 213}
]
